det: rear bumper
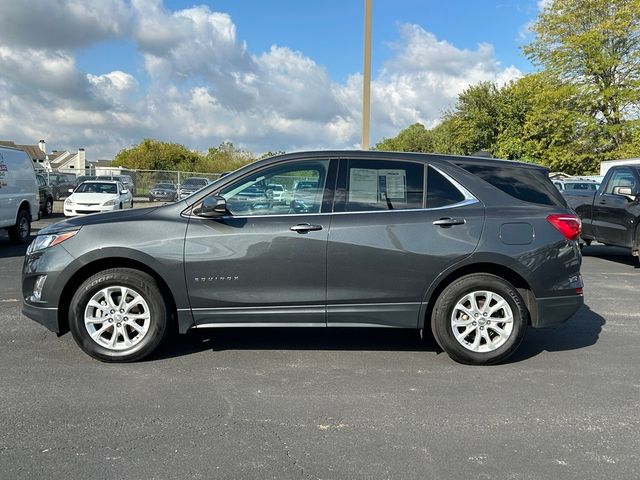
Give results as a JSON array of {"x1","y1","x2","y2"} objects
[
  {"x1": 532, "y1": 294, "x2": 583, "y2": 328},
  {"x1": 22, "y1": 301, "x2": 59, "y2": 333}
]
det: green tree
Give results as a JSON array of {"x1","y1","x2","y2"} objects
[
  {"x1": 494, "y1": 74, "x2": 602, "y2": 174},
  {"x1": 524, "y1": 0, "x2": 640, "y2": 153},
  {"x1": 200, "y1": 141, "x2": 255, "y2": 173},
  {"x1": 113, "y1": 139, "x2": 258, "y2": 173},
  {"x1": 258, "y1": 151, "x2": 286, "y2": 160},
  {"x1": 375, "y1": 123, "x2": 435, "y2": 152},
  {"x1": 444, "y1": 82, "x2": 503, "y2": 155},
  {"x1": 114, "y1": 139, "x2": 202, "y2": 171}
]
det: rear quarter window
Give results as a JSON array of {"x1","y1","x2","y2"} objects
[
  {"x1": 427, "y1": 167, "x2": 465, "y2": 208},
  {"x1": 456, "y1": 162, "x2": 567, "y2": 207}
]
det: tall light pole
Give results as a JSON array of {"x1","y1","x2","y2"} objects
[{"x1": 361, "y1": 0, "x2": 372, "y2": 150}]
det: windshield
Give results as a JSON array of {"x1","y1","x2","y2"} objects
[
  {"x1": 75, "y1": 182, "x2": 117, "y2": 194},
  {"x1": 155, "y1": 183, "x2": 175, "y2": 189},
  {"x1": 565, "y1": 182, "x2": 599, "y2": 191}
]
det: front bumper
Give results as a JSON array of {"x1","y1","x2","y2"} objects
[
  {"x1": 149, "y1": 193, "x2": 176, "y2": 201},
  {"x1": 532, "y1": 294, "x2": 583, "y2": 328},
  {"x1": 64, "y1": 205, "x2": 119, "y2": 216},
  {"x1": 22, "y1": 243, "x2": 77, "y2": 334},
  {"x1": 22, "y1": 302, "x2": 59, "y2": 333}
]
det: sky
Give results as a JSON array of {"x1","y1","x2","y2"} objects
[{"x1": 0, "y1": 0, "x2": 547, "y2": 160}]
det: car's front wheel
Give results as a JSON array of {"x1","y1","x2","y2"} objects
[
  {"x1": 431, "y1": 274, "x2": 528, "y2": 365},
  {"x1": 69, "y1": 268, "x2": 169, "y2": 362}
]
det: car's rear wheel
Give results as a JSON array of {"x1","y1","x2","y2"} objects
[
  {"x1": 431, "y1": 274, "x2": 528, "y2": 365},
  {"x1": 44, "y1": 198, "x2": 53, "y2": 216},
  {"x1": 8, "y1": 208, "x2": 31, "y2": 244},
  {"x1": 69, "y1": 268, "x2": 169, "y2": 362}
]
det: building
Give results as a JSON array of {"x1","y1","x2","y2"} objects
[
  {"x1": 0, "y1": 139, "x2": 86, "y2": 173},
  {"x1": 0, "y1": 140, "x2": 47, "y2": 166}
]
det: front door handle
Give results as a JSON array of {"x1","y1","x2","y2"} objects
[
  {"x1": 290, "y1": 223, "x2": 323, "y2": 233},
  {"x1": 432, "y1": 217, "x2": 466, "y2": 227}
]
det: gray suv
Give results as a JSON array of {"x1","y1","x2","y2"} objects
[{"x1": 22, "y1": 151, "x2": 583, "y2": 365}]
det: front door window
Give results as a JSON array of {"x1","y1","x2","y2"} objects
[{"x1": 218, "y1": 160, "x2": 330, "y2": 216}]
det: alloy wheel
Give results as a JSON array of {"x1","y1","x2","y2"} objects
[
  {"x1": 84, "y1": 286, "x2": 151, "y2": 351},
  {"x1": 450, "y1": 290, "x2": 514, "y2": 353}
]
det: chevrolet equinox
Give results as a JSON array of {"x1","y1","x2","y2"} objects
[{"x1": 22, "y1": 151, "x2": 584, "y2": 365}]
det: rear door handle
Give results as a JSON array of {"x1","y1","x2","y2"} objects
[
  {"x1": 432, "y1": 217, "x2": 466, "y2": 227},
  {"x1": 290, "y1": 223, "x2": 323, "y2": 233}
]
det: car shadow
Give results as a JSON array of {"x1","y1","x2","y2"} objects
[
  {"x1": 0, "y1": 214, "x2": 63, "y2": 259},
  {"x1": 149, "y1": 327, "x2": 437, "y2": 361},
  {"x1": 149, "y1": 304, "x2": 604, "y2": 363},
  {"x1": 506, "y1": 304, "x2": 605, "y2": 363},
  {"x1": 0, "y1": 228, "x2": 40, "y2": 259},
  {"x1": 581, "y1": 244, "x2": 639, "y2": 268}
]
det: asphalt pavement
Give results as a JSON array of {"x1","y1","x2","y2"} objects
[{"x1": 0, "y1": 208, "x2": 638, "y2": 479}]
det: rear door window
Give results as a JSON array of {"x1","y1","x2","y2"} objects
[{"x1": 337, "y1": 159, "x2": 424, "y2": 212}]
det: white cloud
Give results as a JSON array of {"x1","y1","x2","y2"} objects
[
  {"x1": 0, "y1": 0, "x2": 130, "y2": 49},
  {"x1": 538, "y1": 0, "x2": 553, "y2": 10},
  {"x1": 0, "y1": 1, "x2": 521, "y2": 159}
]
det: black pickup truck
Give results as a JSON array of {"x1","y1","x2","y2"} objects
[{"x1": 563, "y1": 165, "x2": 640, "y2": 257}]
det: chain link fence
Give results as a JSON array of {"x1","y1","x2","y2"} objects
[{"x1": 43, "y1": 167, "x2": 224, "y2": 199}]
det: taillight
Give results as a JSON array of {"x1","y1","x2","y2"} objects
[{"x1": 546, "y1": 214, "x2": 581, "y2": 241}]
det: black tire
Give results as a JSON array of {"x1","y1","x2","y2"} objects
[
  {"x1": 119, "y1": 202, "x2": 123, "y2": 209},
  {"x1": 130, "y1": 199, "x2": 134, "y2": 208},
  {"x1": 43, "y1": 197, "x2": 53, "y2": 216},
  {"x1": 431, "y1": 273, "x2": 528, "y2": 365},
  {"x1": 68, "y1": 268, "x2": 170, "y2": 362},
  {"x1": 8, "y1": 208, "x2": 31, "y2": 244}
]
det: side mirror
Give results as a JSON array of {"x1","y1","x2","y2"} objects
[
  {"x1": 121, "y1": 189, "x2": 129, "y2": 194},
  {"x1": 197, "y1": 195, "x2": 227, "y2": 218},
  {"x1": 612, "y1": 186, "x2": 636, "y2": 201},
  {"x1": 68, "y1": 188, "x2": 74, "y2": 193}
]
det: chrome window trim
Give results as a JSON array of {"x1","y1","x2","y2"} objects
[
  {"x1": 183, "y1": 161, "x2": 480, "y2": 219},
  {"x1": 182, "y1": 198, "x2": 479, "y2": 220}
]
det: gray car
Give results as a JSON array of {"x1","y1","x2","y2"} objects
[
  {"x1": 22, "y1": 151, "x2": 583, "y2": 365},
  {"x1": 148, "y1": 182, "x2": 177, "y2": 202},
  {"x1": 178, "y1": 177, "x2": 210, "y2": 199}
]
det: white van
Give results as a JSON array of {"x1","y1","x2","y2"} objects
[{"x1": 0, "y1": 146, "x2": 39, "y2": 244}]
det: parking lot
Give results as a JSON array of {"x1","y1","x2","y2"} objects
[{"x1": 0, "y1": 205, "x2": 638, "y2": 479}]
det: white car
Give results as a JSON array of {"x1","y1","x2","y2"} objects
[
  {"x1": 64, "y1": 181, "x2": 133, "y2": 217},
  {"x1": 266, "y1": 183, "x2": 286, "y2": 204}
]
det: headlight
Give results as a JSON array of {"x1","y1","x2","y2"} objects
[
  {"x1": 64, "y1": 197, "x2": 74, "y2": 205},
  {"x1": 26, "y1": 230, "x2": 79, "y2": 255},
  {"x1": 103, "y1": 199, "x2": 117, "y2": 206}
]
